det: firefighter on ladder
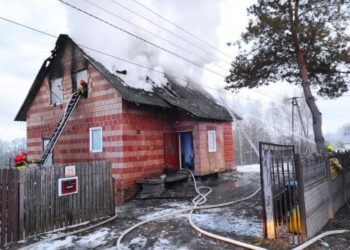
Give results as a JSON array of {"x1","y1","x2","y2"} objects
[
  {"x1": 13, "y1": 152, "x2": 37, "y2": 171},
  {"x1": 78, "y1": 80, "x2": 88, "y2": 98}
]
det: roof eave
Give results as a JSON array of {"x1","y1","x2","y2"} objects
[{"x1": 14, "y1": 59, "x2": 50, "y2": 122}]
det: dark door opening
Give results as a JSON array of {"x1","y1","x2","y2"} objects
[{"x1": 180, "y1": 132, "x2": 194, "y2": 170}]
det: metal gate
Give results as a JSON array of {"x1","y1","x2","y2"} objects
[{"x1": 259, "y1": 142, "x2": 306, "y2": 245}]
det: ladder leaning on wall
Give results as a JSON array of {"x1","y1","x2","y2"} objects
[{"x1": 38, "y1": 91, "x2": 81, "y2": 166}]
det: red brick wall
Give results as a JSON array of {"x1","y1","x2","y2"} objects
[
  {"x1": 25, "y1": 40, "x2": 235, "y2": 204},
  {"x1": 224, "y1": 122, "x2": 235, "y2": 169},
  {"x1": 192, "y1": 121, "x2": 234, "y2": 174},
  {"x1": 26, "y1": 42, "x2": 124, "y2": 202},
  {"x1": 115, "y1": 102, "x2": 176, "y2": 202}
]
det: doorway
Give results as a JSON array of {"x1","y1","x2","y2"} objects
[
  {"x1": 179, "y1": 132, "x2": 194, "y2": 170},
  {"x1": 164, "y1": 133, "x2": 180, "y2": 172}
]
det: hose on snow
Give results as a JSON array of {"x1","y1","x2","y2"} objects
[
  {"x1": 117, "y1": 170, "x2": 263, "y2": 250},
  {"x1": 291, "y1": 229, "x2": 350, "y2": 250}
]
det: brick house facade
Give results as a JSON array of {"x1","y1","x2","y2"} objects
[{"x1": 15, "y1": 35, "x2": 236, "y2": 204}]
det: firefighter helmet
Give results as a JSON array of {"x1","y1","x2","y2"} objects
[
  {"x1": 326, "y1": 145, "x2": 334, "y2": 152},
  {"x1": 14, "y1": 153, "x2": 25, "y2": 165}
]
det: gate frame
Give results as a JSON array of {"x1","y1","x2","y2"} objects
[{"x1": 259, "y1": 142, "x2": 307, "y2": 244}]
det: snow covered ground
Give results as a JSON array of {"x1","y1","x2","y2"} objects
[
  {"x1": 236, "y1": 164, "x2": 260, "y2": 173},
  {"x1": 192, "y1": 209, "x2": 262, "y2": 237},
  {"x1": 33, "y1": 228, "x2": 114, "y2": 250},
  {"x1": 16, "y1": 169, "x2": 262, "y2": 250}
]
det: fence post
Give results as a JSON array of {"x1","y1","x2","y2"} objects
[
  {"x1": 339, "y1": 155, "x2": 347, "y2": 204},
  {"x1": 294, "y1": 154, "x2": 307, "y2": 241},
  {"x1": 109, "y1": 162, "x2": 115, "y2": 216},
  {"x1": 325, "y1": 156, "x2": 334, "y2": 220},
  {"x1": 18, "y1": 171, "x2": 25, "y2": 240},
  {"x1": 261, "y1": 148, "x2": 275, "y2": 240}
]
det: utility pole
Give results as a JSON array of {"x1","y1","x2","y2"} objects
[
  {"x1": 285, "y1": 97, "x2": 308, "y2": 151},
  {"x1": 285, "y1": 97, "x2": 298, "y2": 144}
]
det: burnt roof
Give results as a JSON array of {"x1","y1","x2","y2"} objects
[
  {"x1": 15, "y1": 34, "x2": 235, "y2": 122},
  {"x1": 153, "y1": 83, "x2": 233, "y2": 121},
  {"x1": 84, "y1": 55, "x2": 171, "y2": 109}
]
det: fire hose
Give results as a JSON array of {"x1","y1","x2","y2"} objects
[{"x1": 116, "y1": 170, "x2": 265, "y2": 250}]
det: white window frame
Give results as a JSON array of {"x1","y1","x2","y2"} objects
[
  {"x1": 208, "y1": 130, "x2": 217, "y2": 152},
  {"x1": 89, "y1": 127, "x2": 103, "y2": 153},
  {"x1": 50, "y1": 77, "x2": 63, "y2": 105}
]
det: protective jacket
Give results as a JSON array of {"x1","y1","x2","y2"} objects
[{"x1": 330, "y1": 158, "x2": 342, "y2": 180}]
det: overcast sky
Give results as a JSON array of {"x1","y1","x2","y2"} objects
[{"x1": 0, "y1": 0, "x2": 349, "y2": 142}]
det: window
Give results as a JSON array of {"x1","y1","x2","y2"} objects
[
  {"x1": 90, "y1": 127, "x2": 103, "y2": 153},
  {"x1": 208, "y1": 131, "x2": 217, "y2": 152},
  {"x1": 43, "y1": 138, "x2": 53, "y2": 167},
  {"x1": 74, "y1": 70, "x2": 88, "y2": 90},
  {"x1": 50, "y1": 77, "x2": 63, "y2": 104}
]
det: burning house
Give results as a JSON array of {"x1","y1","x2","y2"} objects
[{"x1": 15, "y1": 35, "x2": 236, "y2": 203}]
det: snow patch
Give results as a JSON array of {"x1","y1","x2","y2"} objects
[
  {"x1": 34, "y1": 236, "x2": 75, "y2": 250},
  {"x1": 320, "y1": 240, "x2": 330, "y2": 247},
  {"x1": 192, "y1": 212, "x2": 262, "y2": 237},
  {"x1": 236, "y1": 164, "x2": 260, "y2": 173},
  {"x1": 153, "y1": 238, "x2": 171, "y2": 250},
  {"x1": 138, "y1": 207, "x2": 189, "y2": 221},
  {"x1": 138, "y1": 202, "x2": 191, "y2": 221},
  {"x1": 124, "y1": 235, "x2": 148, "y2": 249},
  {"x1": 75, "y1": 227, "x2": 110, "y2": 248},
  {"x1": 34, "y1": 227, "x2": 110, "y2": 250}
]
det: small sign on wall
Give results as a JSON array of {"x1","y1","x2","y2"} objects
[
  {"x1": 58, "y1": 177, "x2": 79, "y2": 196},
  {"x1": 65, "y1": 165, "x2": 76, "y2": 177}
]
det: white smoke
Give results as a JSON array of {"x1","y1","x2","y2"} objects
[{"x1": 64, "y1": 0, "x2": 222, "y2": 91}]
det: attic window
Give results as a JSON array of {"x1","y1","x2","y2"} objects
[
  {"x1": 74, "y1": 69, "x2": 88, "y2": 90},
  {"x1": 50, "y1": 77, "x2": 63, "y2": 105}
]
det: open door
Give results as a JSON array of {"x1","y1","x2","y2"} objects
[
  {"x1": 180, "y1": 132, "x2": 194, "y2": 170},
  {"x1": 163, "y1": 133, "x2": 180, "y2": 172}
]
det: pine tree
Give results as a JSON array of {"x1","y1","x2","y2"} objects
[{"x1": 226, "y1": 0, "x2": 350, "y2": 152}]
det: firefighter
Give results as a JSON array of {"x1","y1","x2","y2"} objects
[
  {"x1": 327, "y1": 145, "x2": 343, "y2": 179},
  {"x1": 13, "y1": 152, "x2": 37, "y2": 170},
  {"x1": 78, "y1": 80, "x2": 88, "y2": 98}
]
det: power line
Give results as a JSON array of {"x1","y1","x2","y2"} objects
[
  {"x1": 132, "y1": 0, "x2": 233, "y2": 60},
  {"x1": 58, "y1": 0, "x2": 226, "y2": 79},
  {"x1": 82, "y1": 0, "x2": 271, "y2": 98},
  {"x1": 83, "y1": 0, "x2": 228, "y2": 73},
  {"x1": 109, "y1": 0, "x2": 232, "y2": 65},
  {"x1": 0, "y1": 15, "x2": 269, "y2": 104},
  {"x1": 0, "y1": 16, "x2": 57, "y2": 39},
  {"x1": 4, "y1": 0, "x2": 267, "y2": 102}
]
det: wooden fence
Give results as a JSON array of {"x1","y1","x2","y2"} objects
[
  {"x1": 0, "y1": 162, "x2": 115, "y2": 246},
  {"x1": 0, "y1": 169, "x2": 20, "y2": 245}
]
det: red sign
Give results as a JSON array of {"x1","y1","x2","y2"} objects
[{"x1": 58, "y1": 177, "x2": 78, "y2": 196}]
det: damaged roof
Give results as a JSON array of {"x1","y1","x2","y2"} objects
[
  {"x1": 153, "y1": 83, "x2": 233, "y2": 121},
  {"x1": 15, "y1": 34, "x2": 236, "y2": 122}
]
